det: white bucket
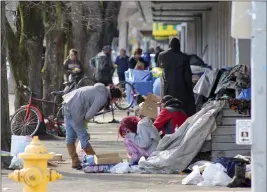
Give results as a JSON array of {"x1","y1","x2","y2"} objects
[{"x1": 10, "y1": 135, "x2": 32, "y2": 157}]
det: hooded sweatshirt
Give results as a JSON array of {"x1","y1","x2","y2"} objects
[
  {"x1": 63, "y1": 83, "x2": 110, "y2": 125},
  {"x1": 126, "y1": 117, "x2": 160, "y2": 156},
  {"x1": 154, "y1": 98, "x2": 187, "y2": 135}
]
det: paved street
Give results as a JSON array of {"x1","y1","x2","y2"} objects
[{"x1": 2, "y1": 95, "x2": 251, "y2": 191}]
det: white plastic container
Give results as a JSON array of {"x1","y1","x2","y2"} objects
[{"x1": 10, "y1": 135, "x2": 32, "y2": 157}]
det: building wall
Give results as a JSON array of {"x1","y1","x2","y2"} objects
[{"x1": 201, "y1": 2, "x2": 235, "y2": 68}]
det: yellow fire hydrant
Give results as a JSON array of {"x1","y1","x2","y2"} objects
[{"x1": 9, "y1": 136, "x2": 62, "y2": 192}]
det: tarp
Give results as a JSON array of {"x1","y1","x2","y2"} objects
[
  {"x1": 138, "y1": 100, "x2": 225, "y2": 174},
  {"x1": 193, "y1": 69, "x2": 219, "y2": 98},
  {"x1": 125, "y1": 69, "x2": 154, "y2": 98}
]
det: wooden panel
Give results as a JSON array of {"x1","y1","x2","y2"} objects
[
  {"x1": 211, "y1": 135, "x2": 236, "y2": 143},
  {"x1": 212, "y1": 142, "x2": 251, "y2": 151},
  {"x1": 217, "y1": 117, "x2": 251, "y2": 126},
  {"x1": 212, "y1": 150, "x2": 251, "y2": 161},
  {"x1": 221, "y1": 108, "x2": 250, "y2": 117},
  {"x1": 212, "y1": 126, "x2": 235, "y2": 135}
]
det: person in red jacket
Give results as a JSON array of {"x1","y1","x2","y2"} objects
[{"x1": 154, "y1": 95, "x2": 187, "y2": 137}]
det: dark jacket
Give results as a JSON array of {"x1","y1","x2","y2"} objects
[
  {"x1": 154, "y1": 99, "x2": 187, "y2": 135},
  {"x1": 128, "y1": 57, "x2": 149, "y2": 69},
  {"x1": 115, "y1": 55, "x2": 129, "y2": 73},
  {"x1": 155, "y1": 49, "x2": 163, "y2": 66},
  {"x1": 63, "y1": 58, "x2": 83, "y2": 81},
  {"x1": 158, "y1": 49, "x2": 196, "y2": 117},
  {"x1": 90, "y1": 52, "x2": 114, "y2": 85}
]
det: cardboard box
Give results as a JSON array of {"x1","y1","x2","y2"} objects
[
  {"x1": 94, "y1": 153, "x2": 122, "y2": 165},
  {"x1": 139, "y1": 93, "x2": 161, "y2": 119}
]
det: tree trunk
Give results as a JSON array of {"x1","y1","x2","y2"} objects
[
  {"x1": 19, "y1": 2, "x2": 44, "y2": 101},
  {"x1": 1, "y1": 1, "x2": 11, "y2": 151},
  {"x1": 83, "y1": 2, "x2": 121, "y2": 78},
  {"x1": 5, "y1": 11, "x2": 28, "y2": 109},
  {"x1": 42, "y1": 2, "x2": 66, "y2": 116},
  {"x1": 43, "y1": 30, "x2": 65, "y2": 116}
]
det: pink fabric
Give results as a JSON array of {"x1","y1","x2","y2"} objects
[{"x1": 124, "y1": 137, "x2": 151, "y2": 160}]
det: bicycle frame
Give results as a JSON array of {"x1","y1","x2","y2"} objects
[{"x1": 23, "y1": 88, "x2": 62, "y2": 123}]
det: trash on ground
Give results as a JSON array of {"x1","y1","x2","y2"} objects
[
  {"x1": 182, "y1": 165, "x2": 204, "y2": 185},
  {"x1": 197, "y1": 163, "x2": 232, "y2": 187},
  {"x1": 94, "y1": 153, "x2": 122, "y2": 165},
  {"x1": 110, "y1": 162, "x2": 130, "y2": 174}
]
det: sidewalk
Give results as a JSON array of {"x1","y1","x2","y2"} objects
[{"x1": 4, "y1": 96, "x2": 250, "y2": 191}]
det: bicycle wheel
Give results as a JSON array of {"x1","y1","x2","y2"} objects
[
  {"x1": 77, "y1": 77, "x2": 95, "y2": 88},
  {"x1": 56, "y1": 106, "x2": 66, "y2": 137},
  {"x1": 11, "y1": 106, "x2": 40, "y2": 136},
  {"x1": 115, "y1": 81, "x2": 135, "y2": 110}
]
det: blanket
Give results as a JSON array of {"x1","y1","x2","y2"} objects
[{"x1": 138, "y1": 100, "x2": 225, "y2": 174}]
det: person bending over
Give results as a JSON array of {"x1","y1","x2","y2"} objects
[
  {"x1": 119, "y1": 116, "x2": 160, "y2": 163},
  {"x1": 154, "y1": 95, "x2": 187, "y2": 137},
  {"x1": 63, "y1": 83, "x2": 122, "y2": 170}
]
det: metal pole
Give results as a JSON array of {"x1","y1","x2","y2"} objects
[{"x1": 251, "y1": 2, "x2": 267, "y2": 192}]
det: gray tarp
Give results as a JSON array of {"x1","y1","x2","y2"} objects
[
  {"x1": 138, "y1": 100, "x2": 225, "y2": 174},
  {"x1": 193, "y1": 69, "x2": 219, "y2": 98}
]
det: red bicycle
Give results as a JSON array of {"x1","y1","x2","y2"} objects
[{"x1": 10, "y1": 81, "x2": 66, "y2": 137}]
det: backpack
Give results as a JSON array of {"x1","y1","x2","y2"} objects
[{"x1": 94, "y1": 53, "x2": 113, "y2": 81}]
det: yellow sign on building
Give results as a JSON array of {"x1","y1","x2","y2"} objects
[{"x1": 152, "y1": 23, "x2": 178, "y2": 37}]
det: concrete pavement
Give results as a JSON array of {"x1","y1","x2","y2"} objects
[{"x1": 2, "y1": 95, "x2": 251, "y2": 191}]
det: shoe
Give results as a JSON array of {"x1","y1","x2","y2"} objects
[
  {"x1": 67, "y1": 143, "x2": 82, "y2": 170},
  {"x1": 227, "y1": 164, "x2": 246, "y2": 188},
  {"x1": 83, "y1": 143, "x2": 96, "y2": 155}
]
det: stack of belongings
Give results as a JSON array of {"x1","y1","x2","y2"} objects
[
  {"x1": 188, "y1": 54, "x2": 212, "y2": 86},
  {"x1": 193, "y1": 64, "x2": 251, "y2": 111}
]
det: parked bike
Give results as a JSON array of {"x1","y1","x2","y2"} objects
[{"x1": 11, "y1": 81, "x2": 65, "y2": 137}]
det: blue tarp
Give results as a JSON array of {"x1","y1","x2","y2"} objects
[
  {"x1": 125, "y1": 69, "x2": 154, "y2": 105},
  {"x1": 237, "y1": 88, "x2": 251, "y2": 100},
  {"x1": 153, "y1": 77, "x2": 161, "y2": 96}
]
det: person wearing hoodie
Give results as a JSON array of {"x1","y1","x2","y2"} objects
[
  {"x1": 90, "y1": 45, "x2": 114, "y2": 86},
  {"x1": 157, "y1": 37, "x2": 196, "y2": 117},
  {"x1": 62, "y1": 83, "x2": 122, "y2": 169},
  {"x1": 154, "y1": 95, "x2": 187, "y2": 137},
  {"x1": 118, "y1": 116, "x2": 160, "y2": 162}
]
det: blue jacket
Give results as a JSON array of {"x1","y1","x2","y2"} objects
[{"x1": 115, "y1": 55, "x2": 129, "y2": 73}]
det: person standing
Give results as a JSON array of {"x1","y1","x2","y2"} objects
[
  {"x1": 63, "y1": 49, "x2": 84, "y2": 83},
  {"x1": 128, "y1": 48, "x2": 149, "y2": 70},
  {"x1": 63, "y1": 83, "x2": 122, "y2": 169},
  {"x1": 157, "y1": 37, "x2": 196, "y2": 117},
  {"x1": 114, "y1": 48, "x2": 129, "y2": 82},
  {"x1": 155, "y1": 46, "x2": 163, "y2": 66},
  {"x1": 90, "y1": 45, "x2": 114, "y2": 86}
]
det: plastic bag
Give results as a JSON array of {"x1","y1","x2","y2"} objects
[
  {"x1": 197, "y1": 163, "x2": 232, "y2": 186},
  {"x1": 110, "y1": 162, "x2": 130, "y2": 174},
  {"x1": 9, "y1": 156, "x2": 24, "y2": 169},
  {"x1": 237, "y1": 88, "x2": 251, "y2": 100},
  {"x1": 182, "y1": 165, "x2": 204, "y2": 185}
]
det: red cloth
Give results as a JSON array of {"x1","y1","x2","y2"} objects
[{"x1": 154, "y1": 108, "x2": 187, "y2": 134}]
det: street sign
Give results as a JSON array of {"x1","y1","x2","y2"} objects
[{"x1": 236, "y1": 119, "x2": 252, "y2": 145}]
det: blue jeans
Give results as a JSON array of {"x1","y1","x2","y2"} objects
[{"x1": 64, "y1": 107, "x2": 89, "y2": 149}]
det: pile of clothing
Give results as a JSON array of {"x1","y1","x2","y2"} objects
[{"x1": 193, "y1": 64, "x2": 251, "y2": 112}]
